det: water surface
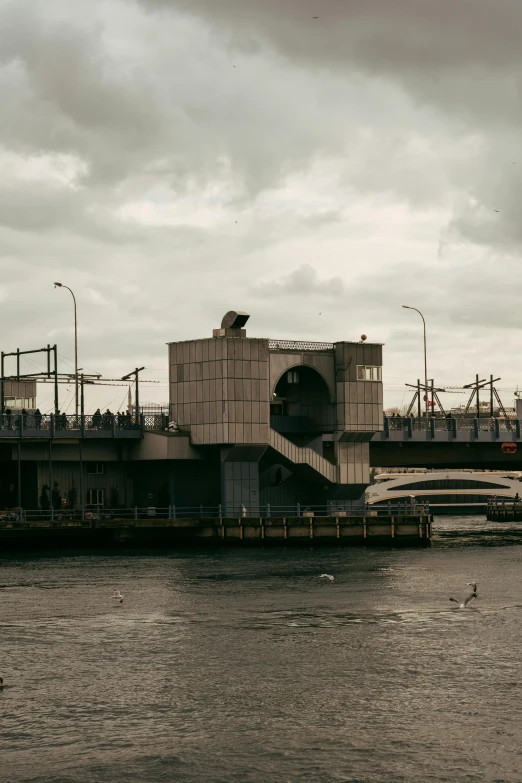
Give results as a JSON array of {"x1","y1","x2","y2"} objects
[{"x1": 1, "y1": 516, "x2": 521, "y2": 782}]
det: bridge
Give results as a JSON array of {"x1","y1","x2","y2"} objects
[{"x1": 371, "y1": 417, "x2": 522, "y2": 469}]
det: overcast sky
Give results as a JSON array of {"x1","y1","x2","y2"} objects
[{"x1": 1, "y1": 0, "x2": 521, "y2": 413}]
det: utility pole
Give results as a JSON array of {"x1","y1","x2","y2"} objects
[
  {"x1": 402, "y1": 306, "x2": 428, "y2": 415},
  {"x1": 121, "y1": 367, "x2": 145, "y2": 420}
]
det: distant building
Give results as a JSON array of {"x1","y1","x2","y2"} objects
[{"x1": 2, "y1": 380, "x2": 37, "y2": 410}]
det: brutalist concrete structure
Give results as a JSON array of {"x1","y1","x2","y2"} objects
[{"x1": 167, "y1": 312, "x2": 383, "y2": 514}]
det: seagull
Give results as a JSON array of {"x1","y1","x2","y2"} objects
[
  {"x1": 319, "y1": 574, "x2": 334, "y2": 582},
  {"x1": 449, "y1": 582, "x2": 477, "y2": 608},
  {"x1": 112, "y1": 589, "x2": 124, "y2": 603}
]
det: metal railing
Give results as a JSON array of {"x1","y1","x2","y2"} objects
[
  {"x1": 268, "y1": 340, "x2": 334, "y2": 352},
  {"x1": 487, "y1": 498, "x2": 522, "y2": 511},
  {"x1": 0, "y1": 412, "x2": 169, "y2": 435},
  {"x1": 0, "y1": 501, "x2": 429, "y2": 525},
  {"x1": 384, "y1": 416, "x2": 520, "y2": 437}
]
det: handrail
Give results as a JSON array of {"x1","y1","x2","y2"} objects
[{"x1": 0, "y1": 501, "x2": 429, "y2": 524}]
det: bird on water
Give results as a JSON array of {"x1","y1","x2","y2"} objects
[
  {"x1": 113, "y1": 590, "x2": 124, "y2": 603},
  {"x1": 449, "y1": 582, "x2": 478, "y2": 608},
  {"x1": 319, "y1": 574, "x2": 334, "y2": 582}
]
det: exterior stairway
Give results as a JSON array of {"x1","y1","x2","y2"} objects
[{"x1": 269, "y1": 429, "x2": 336, "y2": 483}]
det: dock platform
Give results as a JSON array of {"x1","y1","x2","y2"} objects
[{"x1": 0, "y1": 515, "x2": 432, "y2": 549}]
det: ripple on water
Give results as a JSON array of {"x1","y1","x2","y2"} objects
[{"x1": 1, "y1": 517, "x2": 522, "y2": 782}]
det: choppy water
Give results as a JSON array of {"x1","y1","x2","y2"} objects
[{"x1": 1, "y1": 516, "x2": 522, "y2": 783}]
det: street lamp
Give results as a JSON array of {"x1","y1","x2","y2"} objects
[
  {"x1": 54, "y1": 282, "x2": 78, "y2": 418},
  {"x1": 402, "y1": 305, "x2": 428, "y2": 415}
]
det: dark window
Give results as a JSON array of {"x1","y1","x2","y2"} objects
[
  {"x1": 86, "y1": 462, "x2": 104, "y2": 475},
  {"x1": 387, "y1": 478, "x2": 507, "y2": 491},
  {"x1": 177, "y1": 365, "x2": 184, "y2": 383},
  {"x1": 86, "y1": 489, "x2": 104, "y2": 506}
]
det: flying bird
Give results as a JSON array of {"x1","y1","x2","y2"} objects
[
  {"x1": 112, "y1": 589, "x2": 124, "y2": 603},
  {"x1": 313, "y1": 17, "x2": 318, "y2": 19},
  {"x1": 449, "y1": 582, "x2": 477, "y2": 608},
  {"x1": 319, "y1": 574, "x2": 334, "y2": 582},
  {"x1": 494, "y1": 210, "x2": 500, "y2": 212}
]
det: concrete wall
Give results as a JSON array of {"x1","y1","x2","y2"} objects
[
  {"x1": 337, "y1": 442, "x2": 370, "y2": 485},
  {"x1": 131, "y1": 432, "x2": 202, "y2": 461},
  {"x1": 335, "y1": 342, "x2": 383, "y2": 432},
  {"x1": 169, "y1": 337, "x2": 270, "y2": 445},
  {"x1": 37, "y1": 461, "x2": 132, "y2": 507}
]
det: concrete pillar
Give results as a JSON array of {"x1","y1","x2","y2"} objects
[{"x1": 220, "y1": 459, "x2": 260, "y2": 517}]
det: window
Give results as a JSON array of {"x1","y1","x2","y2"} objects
[
  {"x1": 357, "y1": 365, "x2": 382, "y2": 382},
  {"x1": 287, "y1": 370, "x2": 299, "y2": 384},
  {"x1": 86, "y1": 462, "x2": 104, "y2": 475},
  {"x1": 389, "y1": 479, "x2": 507, "y2": 491},
  {"x1": 86, "y1": 489, "x2": 105, "y2": 506}
]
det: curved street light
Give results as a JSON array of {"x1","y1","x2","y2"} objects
[
  {"x1": 54, "y1": 282, "x2": 78, "y2": 418},
  {"x1": 402, "y1": 305, "x2": 428, "y2": 415}
]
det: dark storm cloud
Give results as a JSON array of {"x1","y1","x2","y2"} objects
[
  {"x1": 1, "y1": 0, "x2": 522, "y2": 411},
  {"x1": 143, "y1": 0, "x2": 522, "y2": 247}
]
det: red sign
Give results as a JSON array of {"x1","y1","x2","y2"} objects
[{"x1": 501, "y1": 442, "x2": 517, "y2": 455}]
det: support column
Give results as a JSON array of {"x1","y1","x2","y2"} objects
[
  {"x1": 79, "y1": 439, "x2": 84, "y2": 511},
  {"x1": 17, "y1": 439, "x2": 21, "y2": 510},
  {"x1": 220, "y1": 447, "x2": 261, "y2": 517}
]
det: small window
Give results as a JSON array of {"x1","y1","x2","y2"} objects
[
  {"x1": 357, "y1": 365, "x2": 382, "y2": 382},
  {"x1": 86, "y1": 462, "x2": 104, "y2": 475},
  {"x1": 86, "y1": 489, "x2": 105, "y2": 506},
  {"x1": 287, "y1": 370, "x2": 299, "y2": 384}
]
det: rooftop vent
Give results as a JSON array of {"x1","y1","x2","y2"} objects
[{"x1": 213, "y1": 311, "x2": 250, "y2": 338}]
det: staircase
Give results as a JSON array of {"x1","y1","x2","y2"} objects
[{"x1": 269, "y1": 429, "x2": 336, "y2": 483}]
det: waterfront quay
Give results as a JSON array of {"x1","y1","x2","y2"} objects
[
  {"x1": 487, "y1": 499, "x2": 522, "y2": 521},
  {"x1": 0, "y1": 512, "x2": 432, "y2": 549}
]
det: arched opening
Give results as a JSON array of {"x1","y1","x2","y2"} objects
[{"x1": 271, "y1": 366, "x2": 335, "y2": 433}]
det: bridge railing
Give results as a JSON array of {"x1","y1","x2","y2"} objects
[
  {"x1": 384, "y1": 416, "x2": 520, "y2": 437},
  {"x1": 0, "y1": 412, "x2": 169, "y2": 436}
]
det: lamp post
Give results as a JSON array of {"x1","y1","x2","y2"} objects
[
  {"x1": 54, "y1": 282, "x2": 78, "y2": 419},
  {"x1": 402, "y1": 305, "x2": 428, "y2": 416}
]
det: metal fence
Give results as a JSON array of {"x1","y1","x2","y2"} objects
[
  {"x1": 0, "y1": 412, "x2": 168, "y2": 434},
  {"x1": 385, "y1": 416, "x2": 520, "y2": 435},
  {"x1": 268, "y1": 340, "x2": 334, "y2": 352},
  {"x1": 0, "y1": 501, "x2": 428, "y2": 524}
]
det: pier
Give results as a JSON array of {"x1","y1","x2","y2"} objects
[
  {"x1": 486, "y1": 499, "x2": 522, "y2": 521},
  {"x1": 0, "y1": 511, "x2": 432, "y2": 549}
]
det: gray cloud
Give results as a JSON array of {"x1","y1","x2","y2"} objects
[{"x1": 0, "y1": 0, "x2": 521, "y2": 413}]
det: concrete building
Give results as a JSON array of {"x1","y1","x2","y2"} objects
[{"x1": 165, "y1": 311, "x2": 383, "y2": 513}]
